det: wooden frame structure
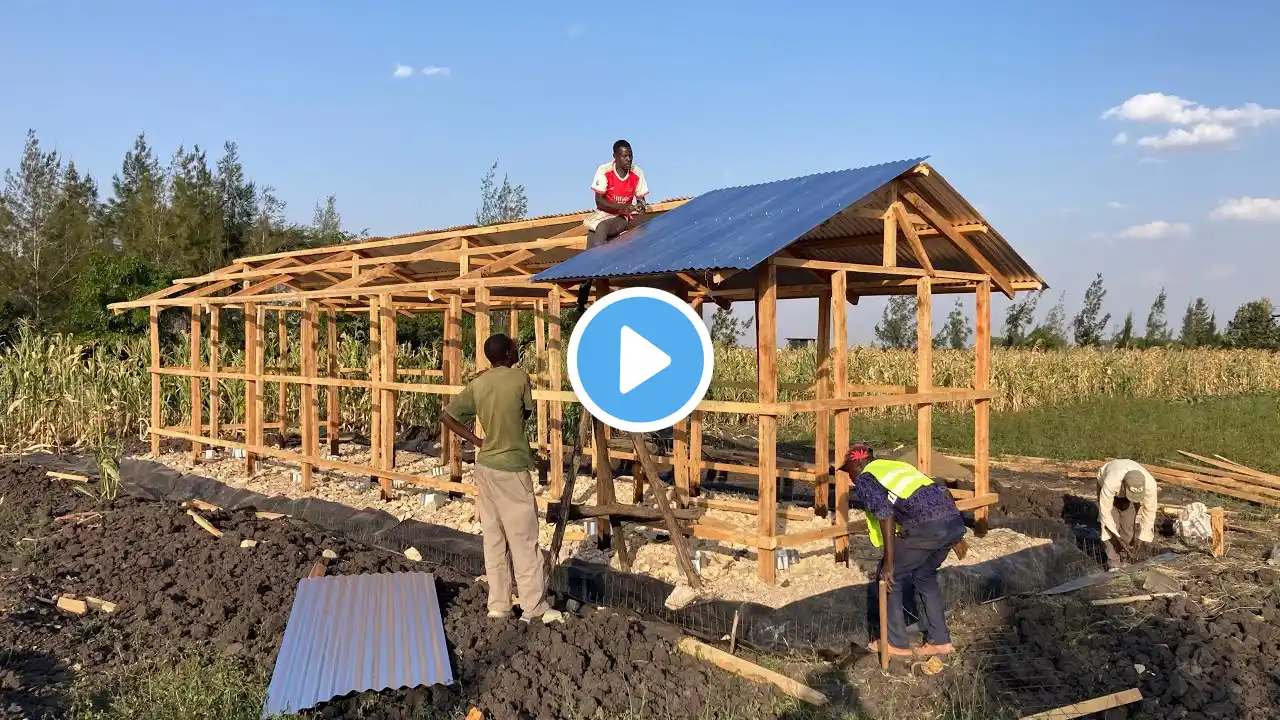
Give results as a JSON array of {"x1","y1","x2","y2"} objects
[{"x1": 111, "y1": 162, "x2": 1044, "y2": 584}]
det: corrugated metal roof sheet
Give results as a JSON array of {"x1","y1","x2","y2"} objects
[
  {"x1": 532, "y1": 158, "x2": 927, "y2": 281},
  {"x1": 261, "y1": 572, "x2": 452, "y2": 718}
]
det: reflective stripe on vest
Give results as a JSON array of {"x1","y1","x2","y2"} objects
[{"x1": 863, "y1": 459, "x2": 933, "y2": 548}]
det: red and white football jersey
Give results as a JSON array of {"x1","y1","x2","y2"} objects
[{"x1": 584, "y1": 162, "x2": 649, "y2": 230}]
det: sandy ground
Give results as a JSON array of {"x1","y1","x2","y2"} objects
[{"x1": 135, "y1": 442, "x2": 1050, "y2": 609}]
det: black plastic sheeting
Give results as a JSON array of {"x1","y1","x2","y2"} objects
[{"x1": 25, "y1": 453, "x2": 1098, "y2": 655}]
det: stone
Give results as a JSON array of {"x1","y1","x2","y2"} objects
[
  {"x1": 566, "y1": 599, "x2": 582, "y2": 613},
  {"x1": 421, "y1": 492, "x2": 448, "y2": 512},
  {"x1": 664, "y1": 585, "x2": 698, "y2": 611},
  {"x1": 322, "y1": 549, "x2": 338, "y2": 560},
  {"x1": 1267, "y1": 544, "x2": 1280, "y2": 567}
]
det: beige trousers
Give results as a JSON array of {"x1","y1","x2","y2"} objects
[{"x1": 474, "y1": 465, "x2": 550, "y2": 617}]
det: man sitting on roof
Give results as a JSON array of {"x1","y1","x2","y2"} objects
[{"x1": 577, "y1": 139, "x2": 649, "y2": 312}]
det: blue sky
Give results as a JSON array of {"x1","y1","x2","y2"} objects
[{"x1": 3, "y1": 1, "x2": 1278, "y2": 342}]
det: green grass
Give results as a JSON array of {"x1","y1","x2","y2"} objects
[
  {"x1": 793, "y1": 393, "x2": 1280, "y2": 474},
  {"x1": 70, "y1": 657, "x2": 281, "y2": 720}
]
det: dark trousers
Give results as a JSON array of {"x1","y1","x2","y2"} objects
[
  {"x1": 1104, "y1": 497, "x2": 1139, "y2": 568},
  {"x1": 868, "y1": 514, "x2": 966, "y2": 649},
  {"x1": 577, "y1": 215, "x2": 630, "y2": 309}
]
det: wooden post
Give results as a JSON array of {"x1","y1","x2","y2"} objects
[
  {"x1": 244, "y1": 303, "x2": 263, "y2": 474},
  {"x1": 380, "y1": 293, "x2": 398, "y2": 473},
  {"x1": 593, "y1": 418, "x2": 618, "y2": 557},
  {"x1": 831, "y1": 271, "x2": 851, "y2": 563},
  {"x1": 209, "y1": 307, "x2": 220, "y2": 443},
  {"x1": 813, "y1": 288, "x2": 832, "y2": 518},
  {"x1": 189, "y1": 307, "x2": 203, "y2": 459},
  {"x1": 475, "y1": 286, "x2": 491, "y2": 372},
  {"x1": 508, "y1": 307, "x2": 519, "y2": 339},
  {"x1": 688, "y1": 410, "x2": 703, "y2": 498},
  {"x1": 534, "y1": 300, "x2": 548, "y2": 451},
  {"x1": 916, "y1": 277, "x2": 933, "y2": 475},
  {"x1": 368, "y1": 296, "x2": 382, "y2": 480},
  {"x1": 883, "y1": 182, "x2": 898, "y2": 267},
  {"x1": 756, "y1": 263, "x2": 779, "y2": 584},
  {"x1": 300, "y1": 299, "x2": 317, "y2": 490},
  {"x1": 277, "y1": 310, "x2": 288, "y2": 445},
  {"x1": 326, "y1": 311, "x2": 340, "y2": 456},
  {"x1": 1210, "y1": 507, "x2": 1226, "y2": 558},
  {"x1": 672, "y1": 288, "x2": 691, "y2": 505},
  {"x1": 974, "y1": 280, "x2": 991, "y2": 521},
  {"x1": 149, "y1": 305, "x2": 162, "y2": 456},
  {"x1": 446, "y1": 294, "x2": 464, "y2": 481},
  {"x1": 548, "y1": 290, "x2": 565, "y2": 498}
]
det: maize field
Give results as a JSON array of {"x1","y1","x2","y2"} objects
[{"x1": 1, "y1": 325, "x2": 1277, "y2": 451}]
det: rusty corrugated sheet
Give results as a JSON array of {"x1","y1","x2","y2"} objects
[{"x1": 261, "y1": 572, "x2": 453, "y2": 718}]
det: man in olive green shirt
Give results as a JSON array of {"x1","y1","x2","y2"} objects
[{"x1": 442, "y1": 334, "x2": 561, "y2": 624}]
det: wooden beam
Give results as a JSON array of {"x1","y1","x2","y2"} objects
[
  {"x1": 790, "y1": 223, "x2": 988, "y2": 251},
  {"x1": 534, "y1": 300, "x2": 548, "y2": 450},
  {"x1": 245, "y1": 303, "x2": 264, "y2": 473},
  {"x1": 1021, "y1": 689, "x2": 1142, "y2": 720},
  {"x1": 892, "y1": 201, "x2": 935, "y2": 276},
  {"x1": 380, "y1": 293, "x2": 398, "y2": 476},
  {"x1": 755, "y1": 263, "x2": 779, "y2": 584},
  {"x1": 813, "y1": 288, "x2": 832, "y2": 518},
  {"x1": 900, "y1": 186, "x2": 1015, "y2": 298},
  {"x1": 882, "y1": 182, "x2": 898, "y2": 267},
  {"x1": 973, "y1": 281, "x2": 991, "y2": 522},
  {"x1": 458, "y1": 248, "x2": 536, "y2": 280},
  {"x1": 832, "y1": 270, "x2": 851, "y2": 563},
  {"x1": 770, "y1": 256, "x2": 985, "y2": 282},
  {"x1": 630, "y1": 434, "x2": 701, "y2": 588},
  {"x1": 916, "y1": 277, "x2": 933, "y2": 475},
  {"x1": 326, "y1": 311, "x2": 340, "y2": 455},
  {"x1": 299, "y1": 299, "x2": 318, "y2": 490},
  {"x1": 189, "y1": 307, "x2": 203, "y2": 459},
  {"x1": 149, "y1": 306, "x2": 162, "y2": 456},
  {"x1": 445, "y1": 294, "x2": 464, "y2": 481},
  {"x1": 368, "y1": 295, "x2": 383, "y2": 488},
  {"x1": 209, "y1": 308, "x2": 220, "y2": 443},
  {"x1": 548, "y1": 290, "x2": 564, "y2": 497}
]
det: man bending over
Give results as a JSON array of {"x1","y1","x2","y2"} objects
[
  {"x1": 442, "y1": 334, "x2": 562, "y2": 624},
  {"x1": 578, "y1": 139, "x2": 649, "y2": 312}
]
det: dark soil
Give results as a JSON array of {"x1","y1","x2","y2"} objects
[{"x1": 0, "y1": 459, "x2": 776, "y2": 720}]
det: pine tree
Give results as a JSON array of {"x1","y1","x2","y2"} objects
[
  {"x1": 247, "y1": 185, "x2": 291, "y2": 256},
  {"x1": 1072, "y1": 273, "x2": 1111, "y2": 346},
  {"x1": 106, "y1": 133, "x2": 167, "y2": 264},
  {"x1": 933, "y1": 300, "x2": 972, "y2": 349},
  {"x1": 166, "y1": 145, "x2": 223, "y2": 274},
  {"x1": 1179, "y1": 298, "x2": 1218, "y2": 348},
  {"x1": 1223, "y1": 298, "x2": 1280, "y2": 350},
  {"x1": 874, "y1": 295, "x2": 917, "y2": 349},
  {"x1": 476, "y1": 160, "x2": 528, "y2": 226},
  {"x1": 0, "y1": 130, "x2": 96, "y2": 328},
  {"x1": 311, "y1": 195, "x2": 345, "y2": 246},
  {"x1": 1143, "y1": 287, "x2": 1170, "y2": 347},
  {"x1": 709, "y1": 306, "x2": 752, "y2": 347},
  {"x1": 1113, "y1": 312, "x2": 1135, "y2": 348},
  {"x1": 1001, "y1": 290, "x2": 1041, "y2": 347},
  {"x1": 215, "y1": 141, "x2": 256, "y2": 261}
]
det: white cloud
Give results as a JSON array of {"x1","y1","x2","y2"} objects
[
  {"x1": 567, "y1": 23, "x2": 586, "y2": 38},
  {"x1": 1137, "y1": 123, "x2": 1236, "y2": 149},
  {"x1": 1105, "y1": 201, "x2": 1126, "y2": 210},
  {"x1": 1210, "y1": 196, "x2": 1280, "y2": 222},
  {"x1": 1116, "y1": 220, "x2": 1191, "y2": 240},
  {"x1": 392, "y1": 64, "x2": 414, "y2": 78},
  {"x1": 421, "y1": 65, "x2": 451, "y2": 77},
  {"x1": 1206, "y1": 263, "x2": 1236, "y2": 281},
  {"x1": 1102, "y1": 92, "x2": 1280, "y2": 150}
]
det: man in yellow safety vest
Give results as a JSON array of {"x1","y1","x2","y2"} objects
[{"x1": 842, "y1": 443, "x2": 967, "y2": 657}]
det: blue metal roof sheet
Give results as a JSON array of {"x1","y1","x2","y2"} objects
[
  {"x1": 262, "y1": 572, "x2": 453, "y2": 718},
  {"x1": 533, "y1": 157, "x2": 927, "y2": 282}
]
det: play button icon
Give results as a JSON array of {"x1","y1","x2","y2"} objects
[
  {"x1": 619, "y1": 326, "x2": 671, "y2": 394},
  {"x1": 568, "y1": 287, "x2": 715, "y2": 433}
]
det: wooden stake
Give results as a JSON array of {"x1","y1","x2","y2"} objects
[
  {"x1": 813, "y1": 288, "x2": 831, "y2": 518},
  {"x1": 1210, "y1": 506, "x2": 1226, "y2": 558},
  {"x1": 831, "y1": 271, "x2": 851, "y2": 563},
  {"x1": 1020, "y1": 689, "x2": 1142, "y2": 720},
  {"x1": 548, "y1": 290, "x2": 565, "y2": 498},
  {"x1": 676, "y1": 637, "x2": 828, "y2": 706},
  {"x1": 187, "y1": 509, "x2": 224, "y2": 538},
  {"x1": 244, "y1": 303, "x2": 262, "y2": 474},
  {"x1": 1090, "y1": 593, "x2": 1179, "y2": 607},
  {"x1": 277, "y1": 310, "x2": 288, "y2": 446},
  {"x1": 380, "y1": 293, "x2": 398, "y2": 472},
  {"x1": 915, "y1": 277, "x2": 933, "y2": 475},
  {"x1": 327, "y1": 311, "x2": 340, "y2": 456},
  {"x1": 300, "y1": 299, "x2": 317, "y2": 490},
  {"x1": 209, "y1": 307, "x2": 220, "y2": 442},
  {"x1": 446, "y1": 294, "x2": 464, "y2": 481},
  {"x1": 631, "y1": 433, "x2": 702, "y2": 589},
  {"x1": 973, "y1": 281, "x2": 991, "y2": 522},
  {"x1": 755, "y1": 263, "x2": 779, "y2": 583},
  {"x1": 189, "y1": 307, "x2": 203, "y2": 459},
  {"x1": 149, "y1": 305, "x2": 162, "y2": 456},
  {"x1": 688, "y1": 410, "x2": 704, "y2": 499},
  {"x1": 878, "y1": 579, "x2": 890, "y2": 670}
]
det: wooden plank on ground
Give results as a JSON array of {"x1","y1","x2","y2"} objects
[
  {"x1": 1019, "y1": 688, "x2": 1141, "y2": 720},
  {"x1": 676, "y1": 637, "x2": 828, "y2": 706}
]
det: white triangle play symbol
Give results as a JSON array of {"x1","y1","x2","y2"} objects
[{"x1": 619, "y1": 325, "x2": 671, "y2": 395}]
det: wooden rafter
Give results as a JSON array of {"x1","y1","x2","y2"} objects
[
  {"x1": 900, "y1": 186, "x2": 1014, "y2": 298},
  {"x1": 791, "y1": 224, "x2": 987, "y2": 252},
  {"x1": 892, "y1": 201, "x2": 934, "y2": 276}
]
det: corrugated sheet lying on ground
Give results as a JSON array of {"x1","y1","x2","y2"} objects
[
  {"x1": 532, "y1": 157, "x2": 926, "y2": 281},
  {"x1": 261, "y1": 572, "x2": 453, "y2": 718}
]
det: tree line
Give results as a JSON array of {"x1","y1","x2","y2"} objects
[{"x1": 872, "y1": 273, "x2": 1278, "y2": 351}]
